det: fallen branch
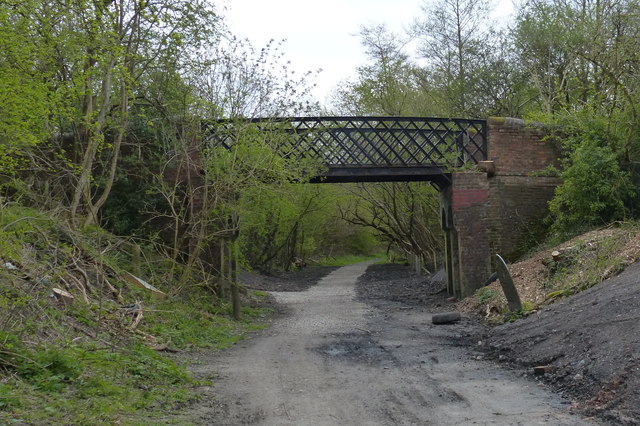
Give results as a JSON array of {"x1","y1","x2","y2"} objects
[
  {"x1": 133, "y1": 329, "x2": 158, "y2": 342},
  {"x1": 65, "y1": 272, "x2": 90, "y2": 304},
  {"x1": 103, "y1": 277, "x2": 123, "y2": 302},
  {"x1": 69, "y1": 323, "x2": 119, "y2": 349},
  {"x1": 52, "y1": 287, "x2": 74, "y2": 305},
  {"x1": 58, "y1": 275, "x2": 73, "y2": 292},
  {"x1": 130, "y1": 310, "x2": 143, "y2": 330},
  {"x1": 71, "y1": 257, "x2": 94, "y2": 295},
  {"x1": 122, "y1": 271, "x2": 167, "y2": 300}
]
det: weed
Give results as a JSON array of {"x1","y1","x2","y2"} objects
[
  {"x1": 476, "y1": 287, "x2": 502, "y2": 305},
  {"x1": 0, "y1": 384, "x2": 21, "y2": 411},
  {"x1": 251, "y1": 290, "x2": 269, "y2": 299},
  {"x1": 503, "y1": 301, "x2": 537, "y2": 322},
  {"x1": 0, "y1": 342, "x2": 194, "y2": 423},
  {"x1": 68, "y1": 304, "x2": 99, "y2": 328},
  {"x1": 144, "y1": 291, "x2": 272, "y2": 350}
]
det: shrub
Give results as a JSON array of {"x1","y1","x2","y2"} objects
[{"x1": 549, "y1": 136, "x2": 635, "y2": 233}]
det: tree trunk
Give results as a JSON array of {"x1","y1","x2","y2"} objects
[{"x1": 84, "y1": 81, "x2": 129, "y2": 227}]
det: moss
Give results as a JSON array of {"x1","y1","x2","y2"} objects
[{"x1": 488, "y1": 116, "x2": 507, "y2": 125}]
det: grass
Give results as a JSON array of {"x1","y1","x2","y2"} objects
[
  {"x1": 476, "y1": 287, "x2": 502, "y2": 306},
  {"x1": 0, "y1": 338, "x2": 195, "y2": 424},
  {"x1": 315, "y1": 253, "x2": 385, "y2": 267},
  {"x1": 503, "y1": 301, "x2": 537, "y2": 322},
  {"x1": 251, "y1": 290, "x2": 270, "y2": 300},
  {"x1": 0, "y1": 293, "x2": 274, "y2": 424},
  {"x1": 145, "y1": 295, "x2": 273, "y2": 350},
  {"x1": 0, "y1": 204, "x2": 276, "y2": 424}
]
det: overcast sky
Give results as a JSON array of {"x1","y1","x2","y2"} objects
[{"x1": 221, "y1": 0, "x2": 514, "y2": 106}]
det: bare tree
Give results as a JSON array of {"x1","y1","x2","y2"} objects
[{"x1": 339, "y1": 183, "x2": 443, "y2": 272}]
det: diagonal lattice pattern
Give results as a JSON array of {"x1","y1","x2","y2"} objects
[{"x1": 203, "y1": 116, "x2": 487, "y2": 169}]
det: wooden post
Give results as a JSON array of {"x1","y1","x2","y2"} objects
[
  {"x1": 230, "y1": 240, "x2": 241, "y2": 320},
  {"x1": 220, "y1": 239, "x2": 227, "y2": 298},
  {"x1": 413, "y1": 254, "x2": 422, "y2": 276},
  {"x1": 131, "y1": 243, "x2": 141, "y2": 277}
]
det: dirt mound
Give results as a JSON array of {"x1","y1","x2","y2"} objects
[
  {"x1": 453, "y1": 226, "x2": 640, "y2": 423},
  {"x1": 355, "y1": 263, "x2": 451, "y2": 309},
  {"x1": 484, "y1": 260, "x2": 640, "y2": 424},
  {"x1": 459, "y1": 227, "x2": 640, "y2": 319},
  {"x1": 510, "y1": 228, "x2": 640, "y2": 302}
]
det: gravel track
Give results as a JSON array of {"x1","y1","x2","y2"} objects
[{"x1": 172, "y1": 261, "x2": 598, "y2": 425}]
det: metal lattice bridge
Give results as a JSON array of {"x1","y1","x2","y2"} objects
[{"x1": 203, "y1": 116, "x2": 487, "y2": 185}]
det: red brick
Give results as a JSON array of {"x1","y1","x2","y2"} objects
[{"x1": 444, "y1": 119, "x2": 562, "y2": 297}]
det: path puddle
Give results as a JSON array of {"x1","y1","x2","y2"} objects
[{"x1": 316, "y1": 334, "x2": 396, "y2": 366}]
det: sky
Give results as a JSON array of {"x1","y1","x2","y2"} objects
[{"x1": 222, "y1": 0, "x2": 515, "y2": 106}]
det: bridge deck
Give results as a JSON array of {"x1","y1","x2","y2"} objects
[{"x1": 312, "y1": 165, "x2": 451, "y2": 185}]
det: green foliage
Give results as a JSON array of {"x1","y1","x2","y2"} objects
[
  {"x1": 251, "y1": 290, "x2": 270, "y2": 299},
  {"x1": 98, "y1": 168, "x2": 165, "y2": 236},
  {"x1": 0, "y1": 3, "x2": 52, "y2": 176},
  {"x1": 0, "y1": 0, "x2": 223, "y2": 228},
  {"x1": 546, "y1": 288, "x2": 575, "y2": 300},
  {"x1": 145, "y1": 293, "x2": 273, "y2": 349},
  {"x1": 203, "y1": 136, "x2": 384, "y2": 273},
  {"x1": 239, "y1": 184, "x2": 333, "y2": 271},
  {"x1": 0, "y1": 205, "x2": 53, "y2": 234},
  {"x1": 549, "y1": 128, "x2": 635, "y2": 234},
  {"x1": 0, "y1": 339, "x2": 80, "y2": 392},
  {"x1": 336, "y1": 182, "x2": 443, "y2": 270},
  {"x1": 504, "y1": 301, "x2": 537, "y2": 323},
  {"x1": 0, "y1": 383, "x2": 20, "y2": 411},
  {"x1": 0, "y1": 341, "x2": 194, "y2": 424}
]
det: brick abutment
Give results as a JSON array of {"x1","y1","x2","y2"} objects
[{"x1": 441, "y1": 117, "x2": 562, "y2": 297}]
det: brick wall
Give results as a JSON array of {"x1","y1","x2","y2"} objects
[
  {"x1": 487, "y1": 117, "x2": 561, "y2": 260},
  {"x1": 488, "y1": 176, "x2": 560, "y2": 261},
  {"x1": 487, "y1": 117, "x2": 560, "y2": 174}
]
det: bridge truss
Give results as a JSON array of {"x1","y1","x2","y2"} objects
[{"x1": 203, "y1": 116, "x2": 488, "y2": 184}]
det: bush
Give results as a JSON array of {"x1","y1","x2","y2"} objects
[{"x1": 549, "y1": 135, "x2": 635, "y2": 234}]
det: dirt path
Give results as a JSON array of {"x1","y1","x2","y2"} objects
[{"x1": 185, "y1": 261, "x2": 598, "y2": 425}]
